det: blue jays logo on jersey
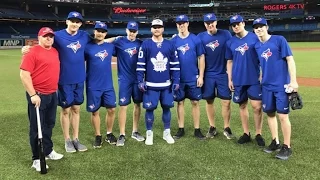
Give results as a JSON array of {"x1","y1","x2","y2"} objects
[
  {"x1": 261, "y1": 48, "x2": 272, "y2": 61},
  {"x1": 95, "y1": 50, "x2": 109, "y2": 61},
  {"x1": 67, "y1": 41, "x2": 82, "y2": 53},
  {"x1": 124, "y1": 47, "x2": 138, "y2": 57},
  {"x1": 206, "y1": 40, "x2": 220, "y2": 51},
  {"x1": 235, "y1": 43, "x2": 249, "y2": 55},
  {"x1": 177, "y1": 44, "x2": 190, "y2": 55}
]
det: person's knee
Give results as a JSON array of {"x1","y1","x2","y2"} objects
[
  {"x1": 206, "y1": 99, "x2": 214, "y2": 105},
  {"x1": 107, "y1": 108, "x2": 116, "y2": 115},
  {"x1": 221, "y1": 100, "x2": 231, "y2": 108},
  {"x1": 190, "y1": 100, "x2": 199, "y2": 107},
  {"x1": 70, "y1": 105, "x2": 80, "y2": 114},
  {"x1": 278, "y1": 113, "x2": 289, "y2": 122},
  {"x1": 239, "y1": 101, "x2": 248, "y2": 110},
  {"x1": 92, "y1": 110, "x2": 100, "y2": 117},
  {"x1": 177, "y1": 101, "x2": 184, "y2": 106},
  {"x1": 61, "y1": 107, "x2": 70, "y2": 116}
]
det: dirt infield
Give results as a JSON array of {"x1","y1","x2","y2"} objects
[
  {"x1": 292, "y1": 47, "x2": 320, "y2": 51},
  {"x1": 298, "y1": 77, "x2": 320, "y2": 87}
]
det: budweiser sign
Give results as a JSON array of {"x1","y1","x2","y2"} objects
[{"x1": 113, "y1": 7, "x2": 147, "y2": 14}]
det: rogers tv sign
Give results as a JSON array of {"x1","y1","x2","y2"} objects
[
  {"x1": 264, "y1": 3, "x2": 304, "y2": 11},
  {"x1": 113, "y1": 7, "x2": 147, "y2": 14}
]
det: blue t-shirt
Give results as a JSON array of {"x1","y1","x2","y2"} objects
[
  {"x1": 255, "y1": 35, "x2": 292, "y2": 91},
  {"x1": 225, "y1": 32, "x2": 260, "y2": 86},
  {"x1": 85, "y1": 41, "x2": 115, "y2": 90},
  {"x1": 171, "y1": 33, "x2": 204, "y2": 83},
  {"x1": 114, "y1": 37, "x2": 142, "y2": 83},
  {"x1": 197, "y1": 30, "x2": 232, "y2": 77},
  {"x1": 54, "y1": 29, "x2": 91, "y2": 85}
]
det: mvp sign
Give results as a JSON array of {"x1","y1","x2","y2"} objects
[{"x1": 0, "y1": 39, "x2": 23, "y2": 49}]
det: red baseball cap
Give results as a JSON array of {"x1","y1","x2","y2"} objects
[{"x1": 38, "y1": 27, "x2": 54, "y2": 37}]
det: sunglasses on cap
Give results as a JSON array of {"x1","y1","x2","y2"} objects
[
  {"x1": 230, "y1": 22, "x2": 241, "y2": 28},
  {"x1": 128, "y1": 29, "x2": 137, "y2": 33},
  {"x1": 96, "y1": 28, "x2": 107, "y2": 33},
  {"x1": 152, "y1": 25, "x2": 163, "y2": 29}
]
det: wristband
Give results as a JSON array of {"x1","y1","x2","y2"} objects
[{"x1": 30, "y1": 93, "x2": 37, "y2": 97}]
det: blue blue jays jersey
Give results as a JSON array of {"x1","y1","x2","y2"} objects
[
  {"x1": 171, "y1": 33, "x2": 204, "y2": 83},
  {"x1": 54, "y1": 29, "x2": 91, "y2": 85},
  {"x1": 85, "y1": 42, "x2": 115, "y2": 90},
  {"x1": 225, "y1": 32, "x2": 260, "y2": 86},
  {"x1": 197, "y1": 30, "x2": 232, "y2": 77},
  {"x1": 136, "y1": 39, "x2": 180, "y2": 90},
  {"x1": 114, "y1": 37, "x2": 142, "y2": 82},
  {"x1": 255, "y1": 35, "x2": 292, "y2": 91}
]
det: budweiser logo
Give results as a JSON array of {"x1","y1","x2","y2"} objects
[{"x1": 113, "y1": 7, "x2": 147, "y2": 14}]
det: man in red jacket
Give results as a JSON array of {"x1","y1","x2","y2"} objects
[{"x1": 20, "y1": 27, "x2": 63, "y2": 172}]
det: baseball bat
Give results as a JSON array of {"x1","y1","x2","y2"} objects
[{"x1": 36, "y1": 107, "x2": 47, "y2": 174}]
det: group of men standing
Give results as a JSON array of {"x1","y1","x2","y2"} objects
[{"x1": 20, "y1": 11, "x2": 298, "y2": 172}]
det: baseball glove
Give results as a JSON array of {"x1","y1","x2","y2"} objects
[{"x1": 288, "y1": 92, "x2": 303, "y2": 110}]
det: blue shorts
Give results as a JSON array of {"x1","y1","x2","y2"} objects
[
  {"x1": 174, "y1": 81, "x2": 202, "y2": 102},
  {"x1": 86, "y1": 88, "x2": 117, "y2": 112},
  {"x1": 58, "y1": 82, "x2": 84, "y2": 108},
  {"x1": 262, "y1": 87, "x2": 289, "y2": 114},
  {"x1": 233, "y1": 84, "x2": 262, "y2": 104},
  {"x1": 202, "y1": 74, "x2": 231, "y2": 100},
  {"x1": 143, "y1": 88, "x2": 174, "y2": 110},
  {"x1": 118, "y1": 80, "x2": 142, "y2": 106}
]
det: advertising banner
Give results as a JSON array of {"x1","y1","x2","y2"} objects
[{"x1": 0, "y1": 39, "x2": 23, "y2": 49}]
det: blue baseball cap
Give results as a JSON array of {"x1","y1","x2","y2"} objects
[
  {"x1": 94, "y1": 22, "x2": 108, "y2": 31},
  {"x1": 67, "y1": 11, "x2": 83, "y2": 21},
  {"x1": 127, "y1": 21, "x2": 138, "y2": 31},
  {"x1": 175, "y1": 15, "x2": 189, "y2": 22},
  {"x1": 229, "y1": 15, "x2": 244, "y2": 25},
  {"x1": 203, "y1": 13, "x2": 217, "y2": 22},
  {"x1": 253, "y1": 18, "x2": 268, "y2": 27}
]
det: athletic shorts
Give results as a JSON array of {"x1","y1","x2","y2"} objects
[
  {"x1": 174, "y1": 81, "x2": 202, "y2": 102},
  {"x1": 86, "y1": 88, "x2": 117, "y2": 112},
  {"x1": 262, "y1": 87, "x2": 290, "y2": 114},
  {"x1": 118, "y1": 80, "x2": 142, "y2": 106},
  {"x1": 202, "y1": 74, "x2": 231, "y2": 100},
  {"x1": 58, "y1": 82, "x2": 84, "y2": 108},
  {"x1": 233, "y1": 84, "x2": 262, "y2": 104}
]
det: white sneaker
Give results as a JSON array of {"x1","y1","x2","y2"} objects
[
  {"x1": 46, "y1": 150, "x2": 64, "y2": 160},
  {"x1": 31, "y1": 159, "x2": 49, "y2": 172},
  {"x1": 145, "y1": 130, "x2": 153, "y2": 145},
  {"x1": 163, "y1": 129, "x2": 175, "y2": 144}
]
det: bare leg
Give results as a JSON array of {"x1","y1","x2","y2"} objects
[
  {"x1": 60, "y1": 107, "x2": 71, "y2": 140},
  {"x1": 132, "y1": 103, "x2": 141, "y2": 132}
]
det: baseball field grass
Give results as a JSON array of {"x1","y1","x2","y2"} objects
[{"x1": 0, "y1": 42, "x2": 319, "y2": 180}]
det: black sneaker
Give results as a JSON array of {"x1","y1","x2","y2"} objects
[
  {"x1": 173, "y1": 128, "x2": 185, "y2": 139},
  {"x1": 237, "y1": 133, "x2": 251, "y2": 144},
  {"x1": 194, "y1": 129, "x2": 206, "y2": 140},
  {"x1": 264, "y1": 139, "x2": 281, "y2": 153},
  {"x1": 105, "y1": 133, "x2": 117, "y2": 145},
  {"x1": 275, "y1": 144, "x2": 292, "y2": 160},
  {"x1": 93, "y1": 135, "x2": 102, "y2": 149},
  {"x1": 255, "y1": 134, "x2": 265, "y2": 147},
  {"x1": 223, "y1": 127, "x2": 235, "y2": 139},
  {"x1": 206, "y1": 126, "x2": 217, "y2": 138}
]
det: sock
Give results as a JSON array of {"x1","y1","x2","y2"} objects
[
  {"x1": 107, "y1": 132, "x2": 112, "y2": 135},
  {"x1": 162, "y1": 108, "x2": 171, "y2": 129},
  {"x1": 145, "y1": 110, "x2": 154, "y2": 130}
]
